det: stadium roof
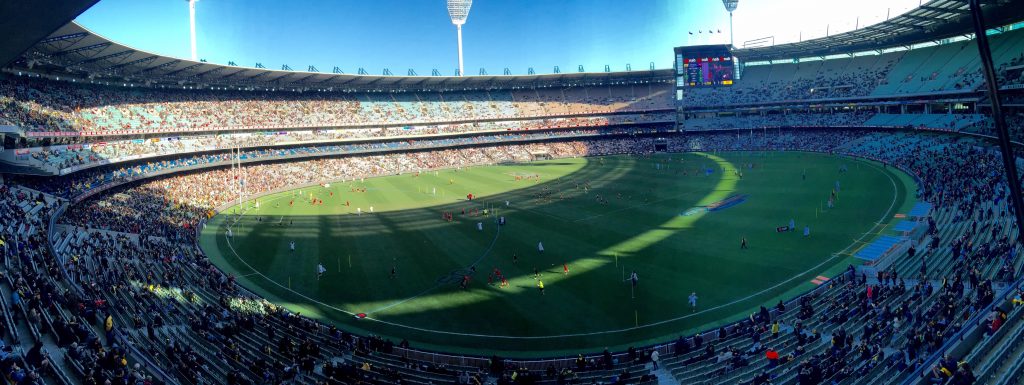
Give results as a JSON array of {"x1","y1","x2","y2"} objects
[
  {"x1": 732, "y1": 0, "x2": 1024, "y2": 62},
  {"x1": 10, "y1": 22, "x2": 672, "y2": 92},
  {"x1": 0, "y1": 0, "x2": 98, "y2": 68}
]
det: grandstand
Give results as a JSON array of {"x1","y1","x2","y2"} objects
[{"x1": 1, "y1": 1, "x2": 1024, "y2": 385}]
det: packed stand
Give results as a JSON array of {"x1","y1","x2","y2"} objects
[
  {"x1": 0, "y1": 76, "x2": 673, "y2": 134},
  {"x1": 2, "y1": 128, "x2": 1020, "y2": 385},
  {"x1": 12, "y1": 113, "x2": 674, "y2": 172}
]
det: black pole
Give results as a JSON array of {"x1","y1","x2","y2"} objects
[
  {"x1": 969, "y1": 0, "x2": 1024, "y2": 247},
  {"x1": 901, "y1": 8, "x2": 1024, "y2": 384}
]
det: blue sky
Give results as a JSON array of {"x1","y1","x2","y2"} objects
[{"x1": 75, "y1": 0, "x2": 921, "y2": 75}]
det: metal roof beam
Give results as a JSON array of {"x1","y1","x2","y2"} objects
[
  {"x1": 51, "y1": 42, "x2": 110, "y2": 57},
  {"x1": 195, "y1": 66, "x2": 226, "y2": 78},
  {"x1": 246, "y1": 71, "x2": 272, "y2": 81},
  {"x1": 292, "y1": 73, "x2": 317, "y2": 83},
  {"x1": 885, "y1": 17, "x2": 926, "y2": 27},
  {"x1": 220, "y1": 68, "x2": 249, "y2": 80},
  {"x1": 106, "y1": 55, "x2": 158, "y2": 71},
  {"x1": 77, "y1": 49, "x2": 134, "y2": 64},
  {"x1": 919, "y1": 5, "x2": 968, "y2": 14},
  {"x1": 137, "y1": 59, "x2": 180, "y2": 73},
  {"x1": 899, "y1": 14, "x2": 940, "y2": 22},
  {"x1": 273, "y1": 73, "x2": 295, "y2": 82},
  {"x1": 39, "y1": 32, "x2": 88, "y2": 44},
  {"x1": 334, "y1": 77, "x2": 360, "y2": 86},
  {"x1": 164, "y1": 62, "x2": 203, "y2": 77}
]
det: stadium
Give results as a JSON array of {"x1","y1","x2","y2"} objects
[{"x1": 2, "y1": 0, "x2": 1024, "y2": 384}]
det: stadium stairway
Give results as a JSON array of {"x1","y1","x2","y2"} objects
[
  {"x1": 52, "y1": 221, "x2": 484, "y2": 385},
  {"x1": 651, "y1": 366, "x2": 675, "y2": 385},
  {"x1": 663, "y1": 264, "x2": 966, "y2": 385},
  {"x1": 953, "y1": 294, "x2": 1024, "y2": 385},
  {"x1": 663, "y1": 275, "x2": 856, "y2": 383},
  {"x1": 0, "y1": 196, "x2": 89, "y2": 385}
]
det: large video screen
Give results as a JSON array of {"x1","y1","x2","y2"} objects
[{"x1": 674, "y1": 45, "x2": 734, "y2": 87}]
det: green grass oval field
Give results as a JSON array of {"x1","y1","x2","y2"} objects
[{"x1": 200, "y1": 151, "x2": 916, "y2": 355}]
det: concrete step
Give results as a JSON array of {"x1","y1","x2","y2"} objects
[{"x1": 652, "y1": 365, "x2": 678, "y2": 385}]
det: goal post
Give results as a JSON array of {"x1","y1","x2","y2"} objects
[{"x1": 529, "y1": 150, "x2": 552, "y2": 161}]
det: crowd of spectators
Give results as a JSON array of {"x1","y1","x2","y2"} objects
[
  {"x1": 0, "y1": 76, "x2": 674, "y2": 134},
  {"x1": 81, "y1": 130, "x2": 1018, "y2": 384},
  {"x1": 995, "y1": 52, "x2": 1024, "y2": 88},
  {"x1": 4, "y1": 18, "x2": 1024, "y2": 385},
  {"x1": 15, "y1": 113, "x2": 674, "y2": 171},
  {"x1": 4, "y1": 127, "x2": 1022, "y2": 385},
  {"x1": 682, "y1": 111, "x2": 875, "y2": 130},
  {"x1": 11, "y1": 125, "x2": 672, "y2": 198},
  {"x1": 680, "y1": 28, "x2": 1024, "y2": 108},
  {"x1": 681, "y1": 60, "x2": 894, "y2": 107},
  {"x1": 0, "y1": 182, "x2": 161, "y2": 385},
  {"x1": 61, "y1": 136, "x2": 672, "y2": 225}
]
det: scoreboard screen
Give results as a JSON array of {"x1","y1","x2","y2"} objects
[{"x1": 674, "y1": 45, "x2": 734, "y2": 87}]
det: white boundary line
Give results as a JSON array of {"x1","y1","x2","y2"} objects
[{"x1": 214, "y1": 153, "x2": 904, "y2": 339}]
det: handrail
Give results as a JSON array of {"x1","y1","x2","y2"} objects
[
  {"x1": 47, "y1": 202, "x2": 179, "y2": 385},
  {"x1": 899, "y1": 275, "x2": 1024, "y2": 385}
]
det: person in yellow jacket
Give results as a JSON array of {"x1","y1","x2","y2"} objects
[
  {"x1": 104, "y1": 314, "x2": 114, "y2": 344},
  {"x1": 537, "y1": 280, "x2": 545, "y2": 295}
]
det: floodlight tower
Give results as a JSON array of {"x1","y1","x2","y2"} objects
[
  {"x1": 188, "y1": 0, "x2": 198, "y2": 61},
  {"x1": 447, "y1": 0, "x2": 473, "y2": 76},
  {"x1": 722, "y1": 0, "x2": 738, "y2": 46}
]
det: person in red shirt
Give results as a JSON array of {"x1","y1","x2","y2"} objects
[
  {"x1": 988, "y1": 312, "x2": 1005, "y2": 335},
  {"x1": 766, "y1": 348, "x2": 779, "y2": 368}
]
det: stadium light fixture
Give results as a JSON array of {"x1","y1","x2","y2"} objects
[
  {"x1": 722, "y1": 0, "x2": 738, "y2": 46},
  {"x1": 447, "y1": 0, "x2": 473, "y2": 76},
  {"x1": 187, "y1": 0, "x2": 199, "y2": 60}
]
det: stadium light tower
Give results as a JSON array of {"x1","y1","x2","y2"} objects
[
  {"x1": 722, "y1": 0, "x2": 738, "y2": 46},
  {"x1": 188, "y1": 0, "x2": 199, "y2": 61},
  {"x1": 447, "y1": 0, "x2": 473, "y2": 76}
]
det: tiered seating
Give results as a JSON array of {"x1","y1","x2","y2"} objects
[
  {"x1": 0, "y1": 128, "x2": 1018, "y2": 385},
  {"x1": 0, "y1": 76, "x2": 673, "y2": 135},
  {"x1": 947, "y1": 289, "x2": 1024, "y2": 385},
  {"x1": 682, "y1": 28, "x2": 1024, "y2": 108},
  {"x1": 5, "y1": 113, "x2": 673, "y2": 174},
  {"x1": 862, "y1": 114, "x2": 988, "y2": 131},
  {"x1": 682, "y1": 112, "x2": 874, "y2": 130},
  {"x1": 0, "y1": 181, "x2": 163, "y2": 385},
  {"x1": 10, "y1": 126, "x2": 674, "y2": 198}
]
